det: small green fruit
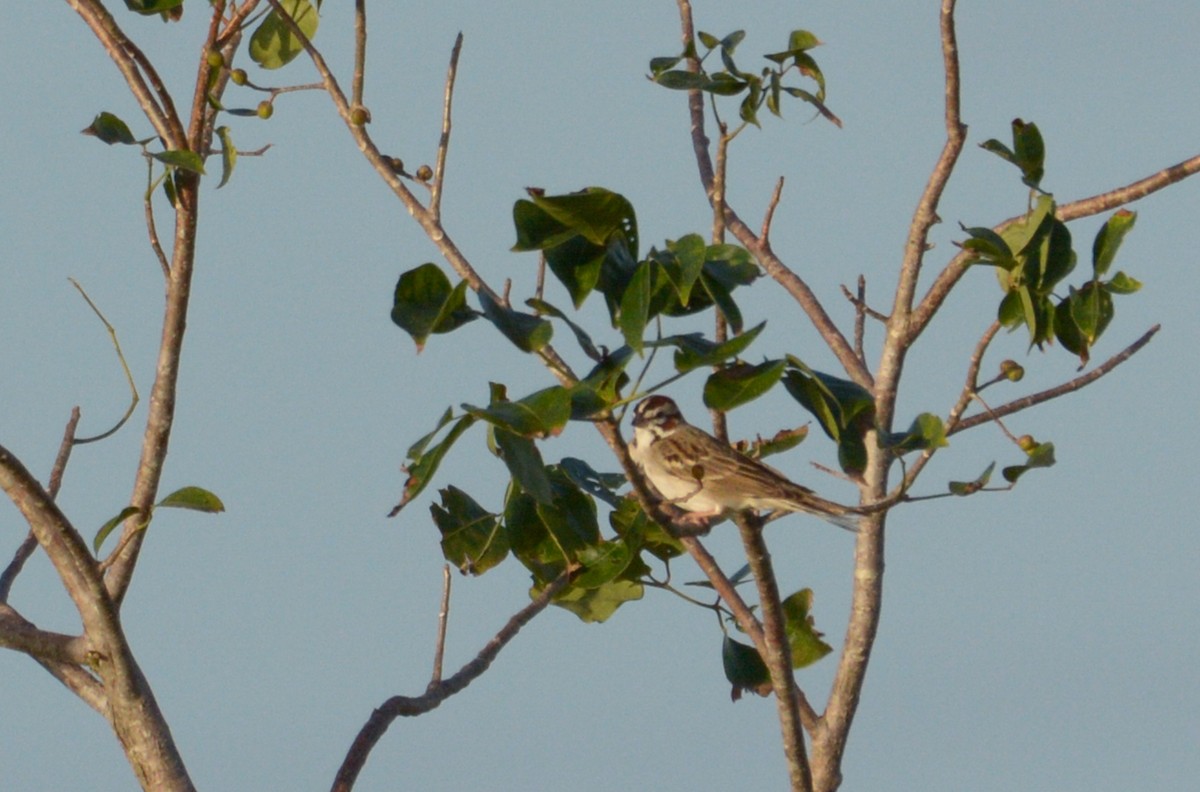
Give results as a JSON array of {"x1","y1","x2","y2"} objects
[
  {"x1": 1017, "y1": 435, "x2": 1037, "y2": 453},
  {"x1": 230, "y1": 68, "x2": 248, "y2": 86},
  {"x1": 349, "y1": 105, "x2": 371, "y2": 126},
  {"x1": 415, "y1": 164, "x2": 433, "y2": 181},
  {"x1": 1000, "y1": 359, "x2": 1025, "y2": 382},
  {"x1": 206, "y1": 50, "x2": 225, "y2": 69},
  {"x1": 256, "y1": 100, "x2": 274, "y2": 120}
]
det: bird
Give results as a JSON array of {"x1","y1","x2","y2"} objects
[{"x1": 628, "y1": 394, "x2": 859, "y2": 531}]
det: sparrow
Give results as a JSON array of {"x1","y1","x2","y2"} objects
[{"x1": 629, "y1": 395, "x2": 859, "y2": 531}]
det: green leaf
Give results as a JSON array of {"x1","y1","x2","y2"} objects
[
  {"x1": 249, "y1": 0, "x2": 319, "y2": 70},
  {"x1": 568, "y1": 348, "x2": 633, "y2": 420},
  {"x1": 949, "y1": 461, "x2": 996, "y2": 496},
  {"x1": 431, "y1": 486, "x2": 508, "y2": 575},
  {"x1": 979, "y1": 138, "x2": 1016, "y2": 165},
  {"x1": 391, "y1": 263, "x2": 476, "y2": 351},
  {"x1": 478, "y1": 291, "x2": 553, "y2": 353},
  {"x1": 781, "y1": 589, "x2": 833, "y2": 668},
  {"x1": 157, "y1": 486, "x2": 226, "y2": 513},
  {"x1": 393, "y1": 413, "x2": 477, "y2": 514},
  {"x1": 494, "y1": 428, "x2": 555, "y2": 504},
  {"x1": 215, "y1": 125, "x2": 237, "y2": 188},
  {"x1": 93, "y1": 506, "x2": 143, "y2": 554},
  {"x1": 1069, "y1": 282, "x2": 1114, "y2": 344},
  {"x1": 1002, "y1": 441, "x2": 1056, "y2": 484},
  {"x1": 463, "y1": 385, "x2": 572, "y2": 438},
  {"x1": 649, "y1": 56, "x2": 682, "y2": 76},
  {"x1": 671, "y1": 321, "x2": 766, "y2": 373},
  {"x1": 521, "y1": 188, "x2": 638, "y2": 252},
  {"x1": 1105, "y1": 271, "x2": 1142, "y2": 295},
  {"x1": 545, "y1": 575, "x2": 643, "y2": 623},
  {"x1": 959, "y1": 224, "x2": 1014, "y2": 267},
  {"x1": 698, "y1": 272, "x2": 744, "y2": 334},
  {"x1": 152, "y1": 149, "x2": 206, "y2": 175},
  {"x1": 526, "y1": 298, "x2": 601, "y2": 360},
  {"x1": 610, "y1": 495, "x2": 684, "y2": 561},
  {"x1": 697, "y1": 31, "x2": 720, "y2": 50},
  {"x1": 122, "y1": 0, "x2": 183, "y2": 15},
  {"x1": 998, "y1": 194, "x2": 1056, "y2": 257},
  {"x1": 886, "y1": 413, "x2": 948, "y2": 454},
  {"x1": 1092, "y1": 209, "x2": 1137, "y2": 278},
  {"x1": 654, "y1": 234, "x2": 707, "y2": 307},
  {"x1": 1011, "y1": 119, "x2": 1045, "y2": 188},
  {"x1": 722, "y1": 636, "x2": 771, "y2": 699},
  {"x1": 81, "y1": 112, "x2": 136, "y2": 145},
  {"x1": 619, "y1": 262, "x2": 653, "y2": 354},
  {"x1": 560, "y1": 457, "x2": 627, "y2": 508},
  {"x1": 653, "y1": 70, "x2": 710, "y2": 90},
  {"x1": 703, "y1": 359, "x2": 786, "y2": 411}
]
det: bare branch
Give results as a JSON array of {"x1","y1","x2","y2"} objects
[
  {"x1": 352, "y1": 0, "x2": 367, "y2": 108},
  {"x1": 429, "y1": 565, "x2": 451, "y2": 686},
  {"x1": 951, "y1": 324, "x2": 1159, "y2": 435},
  {"x1": 431, "y1": 33, "x2": 464, "y2": 221},
  {"x1": 673, "y1": 0, "x2": 868, "y2": 388},
  {"x1": 736, "y1": 514, "x2": 812, "y2": 792},
  {"x1": 64, "y1": 0, "x2": 187, "y2": 148},
  {"x1": 331, "y1": 572, "x2": 571, "y2": 792},
  {"x1": 68, "y1": 280, "x2": 140, "y2": 445}
]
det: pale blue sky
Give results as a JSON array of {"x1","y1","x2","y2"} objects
[{"x1": 2, "y1": 2, "x2": 1198, "y2": 790}]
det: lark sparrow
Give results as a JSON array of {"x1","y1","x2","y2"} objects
[{"x1": 629, "y1": 395, "x2": 859, "y2": 530}]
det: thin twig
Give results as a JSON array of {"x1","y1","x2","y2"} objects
[
  {"x1": 950, "y1": 324, "x2": 1159, "y2": 435},
  {"x1": 331, "y1": 572, "x2": 571, "y2": 792},
  {"x1": 429, "y1": 564, "x2": 451, "y2": 686},
  {"x1": 0, "y1": 408, "x2": 83, "y2": 603},
  {"x1": 761, "y1": 177, "x2": 785, "y2": 242},
  {"x1": 144, "y1": 159, "x2": 171, "y2": 277},
  {"x1": 431, "y1": 33, "x2": 464, "y2": 221},
  {"x1": 673, "y1": 0, "x2": 866, "y2": 389},
  {"x1": 352, "y1": 0, "x2": 367, "y2": 108},
  {"x1": 67, "y1": 279, "x2": 140, "y2": 445}
]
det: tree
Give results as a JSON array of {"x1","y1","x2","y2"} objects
[{"x1": 2, "y1": 2, "x2": 1197, "y2": 790}]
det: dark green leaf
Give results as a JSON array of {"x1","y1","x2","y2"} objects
[
  {"x1": 249, "y1": 0, "x2": 319, "y2": 70},
  {"x1": 391, "y1": 263, "x2": 476, "y2": 351},
  {"x1": 81, "y1": 112, "x2": 136, "y2": 145},
  {"x1": 122, "y1": 0, "x2": 183, "y2": 15},
  {"x1": 697, "y1": 31, "x2": 720, "y2": 50},
  {"x1": 393, "y1": 414, "x2": 477, "y2": 514},
  {"x1": 494, "y1": 428, "x2": 555, "y2": 504},
  {"x1": 702, "y1": 73, "x2": 748, "y2": 96},
  {"x1": 152, "y1": 149, "x2": 206, "y2": 175},
  {"x1": 478, "y1": 290, "x2": 553, "y2": 353},
  {"x1": 215, "y1": 125, "x2": 237, "y2": 188},
  {"x1": 1011, "y1": 119, "x2": 1045, "y2": 188},
  {"x1": 1092, "y1": 209, "x2": 1137, "y2": 278},
  {"x1": 959, "y1": 224, "x2": 1014, "y2": 267},
  {"x1": 526, "y1": 188, "x2": 638, "y2": 252},
  {"x1": 655, "y1": 234, "x2": 707, "y2": 306},
  {"x1": 619, "y1": 262, "x2": 653, "y2": 354},
  {"x1": 93, "y1": 506, "x2": 143, "y2": 554},
  {"x1": 703, "y1": 359, "x2": 786, "y2": 411},
  {"x1": 672, "y1": 321, "x2": 766, "y2": 373},
  {"x1": 158, "y1": 486, "x2": 225, "y2": 513},
  {"x1": 723, "y1": 636, "x2": 771, "y2": 699},
  {"x1": 949, "y1": 461, "x2": 996, "y2": 496},
  {"x1": 979, "y1": 138, "x2": 1016, "y2": 164},
  {"x1": 610, "y1": 495, "x2": 684, "y2": 561},
  {"x1": 698, "y1": 272, "x2": 744, "y2": 334},
  {"x1": 1069, "y1": 282, "x2": 1114, "y2": 344},
  {"x1": 560, "y1": 457, "x2": 627, "y2": 508},
  {"x1": 653, "y1": 70, "x2": 710, "y2": 90},
  {"x1": 719, "y1": 30, "x2": 746, "y2": 53},
  {"x1": 526, "y1": 298, "x2": 601, "y2": 360},
  {"x1": 569, "y1": 347, "x2": 633, "y2": 419},
  {"x1": 649, "y1": 56, "x2": 682, "y2": 76},
  {"x1": 431, "y1": 486, "x2": 508, "y2": 575},
  {"x1": 463, "y1": 385, "x2": 572, "y2": 439}
]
